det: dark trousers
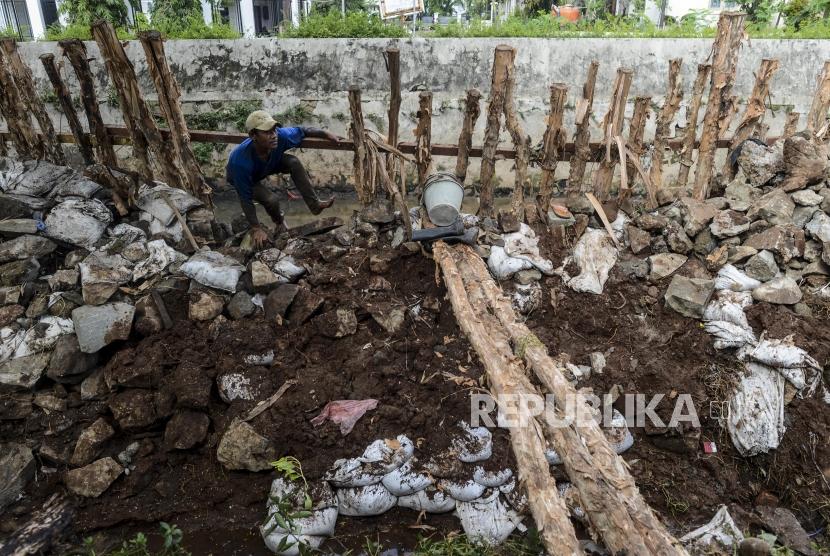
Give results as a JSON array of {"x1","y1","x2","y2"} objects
[{"x1": 252, "y1": 154, "x2": 323, "y2": 226}]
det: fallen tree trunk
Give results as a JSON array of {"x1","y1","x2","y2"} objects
[
  {"x1": 40, "y1": 53, "x2": 95, "y2": 166},
  {"x1": 676, "y1": 63, "x2": 711, "y2": 187},
  {"x1": 649, "y1": 58, "x2": 683, "y2": 205},
  {"x1": 455, "y1": 89, "x2": 482, "y2": 184},
  {"x1": 568, "y1": 61, "x2": 599, "y2": 194},
  {"x1": 479, "y1": 45, "x2": 512, "y2": 219},
  {"x1": 537, "y1": 83, "x2": 568, "y2": 213}
]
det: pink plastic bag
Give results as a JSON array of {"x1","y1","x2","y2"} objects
[{"x1": 311, "y1": 399, "x2": 379, "y2": 435}]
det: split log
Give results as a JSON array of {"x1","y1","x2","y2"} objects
[
  {"x1": 0, "y1": 39, "x2": 65, "y2": 164},
  {"x1": 592, "y1": 67, "x2": 633, "y2": 201},
  {"x1": 139, "y1": 31, "x2": 213, "y2": 208},
  {"x1": 676, "y1": 63, "x2": 711, "y2": 187},
  {"x1": 783, "y1": 111, "x2": 800, "y2": 139},
  {"x1": 0, "y1": 48, "x2": 40, "y2": 159},
  {"x1": 502, "y1": 47, "x2": 530, "y2": 222},
  {"x1": 60, "y1": 39, "x2": 118, "y2": 167},
  {"x1": 455, "y1": 88, "x2": 482, "y2": 183},
  {"x1": 348, "y1": 86, "x2": 373, "y2": 204},
  {"x1": 414, "y1": 91, "x2": 433, "y2": 194},
  {"x1": 537, "y1": 83, "x2": 568, "y2": 212},
  {"x1": 453, "y1": 245, "x2": 689, "y2": 556},
  {"x1": 648, "y1": 59, "x2": 683, "y2": 205},
  {"x1": 478, "y1": 45, "x2": 512, "y2": 219},
  {"x1": 568, "y1": 61, "x2": 599, "y2": 193},
  {"x1": 0, "y1": 494, "x2": 72, "y2": 556},
  {"x1": 625, "y1": 96, "x2": 650, "y2": 198},
  {"x1": 806, "y1": 60, "x2": 830, "y2": 138},
  {"x1": 432, "y1": 242, "x2": 581, "y2": 555},
  {"x1": 693, "y1": 12, "x2": 745, "y2": 200},
  {"x1": 40, "y1": 53, "x2": 95, "y2": 166}
]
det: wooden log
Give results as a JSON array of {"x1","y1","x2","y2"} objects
[
  {"x1": 83, "y1": 163, "x2": 136, "y2": 214},
  {"x1": 348, "y1": 86, "x2": 373, "y2": 204},
  {"x1": 414, "y1": 90, "x2": 433, "y2": 194},
  {"x1": 453, "y1": 245, "x2": 690, "y2": 556},
  {"x1": 432, "y1": 242, "x2": 581, "y2": 555},
  {"x1": 502, "y1": 47, "x2": 530, "y2": 222},
  {"x1": 568, "y1": 61, "x2": 599, "y2": 193},
  {"x1": 478, "y1": 45, "x2": 512, "y2": 219},
  {"x1": 0, "y1": 39, "x2": 64, "y2": 164},
  {"x1": 676, "y1": 63, "x2": 711, "y2": 187},
  {"x1": 139, "y1": 31, "x2": 213, "y2": 208},
  {"x1": 806, "y1": 60, "x2": 830, "y2": 138},
  {"x1": 592, "y1": 67, "x2": 633, "y2": 201},
  {"x1": 40, "y1": 53, "x2": 95, "y2": 166},
  {"x1": 625, "y1": 95, "x2": 650, "y2": 199},
  {"x1": 693, "y1": 12, "x2": 745, "y2": 200},
  {"x1": 60, "y1": 39, "x2": 118, "y2": 167},
  {"x1": 0, "y1": 494, "x2": 73, "y2": 556},
  {"x1": 648, "y1": 58, "x2": 683, "y2": 206},
  {"x1": 0, "y1": 47, "x2": 40, "y2": 159},
  {"x1": 537, "y1": 83, "x2": 568, "y2": 212},
  {"x1": 386, "y1": 47, "x2": 401, "y2": 148},
  {"x1": 455, "y1": 88, "x2": 482, "y2": 183},
  {"x1": 783, "y1": 111, "x2": 800, "y2": 139}
]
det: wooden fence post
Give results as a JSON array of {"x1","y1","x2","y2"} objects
[
  {"x1": 806, "y1": 60, "x2": 830, "y2": 138},
  {"x1": 568, "y1": 61, "x2": 599, "y2": 194},
  {"x1": 455, "y1": 88, "x2": 481, "y2": 184},
  {"x1": 40, "y1": 53, "x2": 95, "y2": 166},
  {"x1": 625, "y1": 96, "x2": 650, "y2": 201},
  {"x1": 676, "y1": 63, "x2": 711, "y2": 188},
  {"x1": 386, "y1": 47, "x2": 401, "y2": 148},
  {"x1": 414, "y1": 90, "x2": 433, "y2": 194},
  {"x1": 648, "y1": 58, "x2": 683, "y2": 206},
  {"x1": 502, "y1": 47, "x2": 530, "y2": 222},
  {"x1": 0, "y1": 48, "x2": 41, "y2": 159},
  {"x1": 348, "y1": 86, "x2": 373, "y2": 204},
  {"x1": 592, "y1": 66, "x2": 633, "y2": 201},
  {"x1": 537, "y1": 83, "x2": 568, "y2": 212},
  {"x1": 478, "y1": 45, "x2": 512, "y2": 219}
]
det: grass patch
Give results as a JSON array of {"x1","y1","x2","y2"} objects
[
  {"x1": 412, "y1": 530, "x2": 544, "y2": 555},
  {"x1": 280, "y1": 11, "x2": 408, "y2": 38},
  {"x1": 185, "y1": 100, "x2": 262, "y2": 132},
  {"x1": 74, "y1": 523, "x2": 190, "y2": 556}
]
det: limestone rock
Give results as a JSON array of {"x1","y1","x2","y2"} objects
[
  {"x1": 360, "y1": 197, "x2": 395, "y2": 224},
  {"x1": 737, "y1": 140, "x2": 783, "y2": 187},
  {"x1": 748, "y1": 189, "x2": 795, "y2": 227},
  {"x1": 727, "y1": 245, "x2": 758, "y2": 264},
  {"x1": 744, "y1": 251, "x2": 779, "y2": 282},
  {"x1": 0, "y1": 235, "x2": 56, "y2": 263},
  {"x1": 635, "y1": 213, "x2": 668, "y2": 232},
  {"x1": 781, "y1": 133, "x2": 828, "y2": 191},
  {"x1": 792, "y1": 205, "x2": 819, "y2": 229},
  {"x1": 664, "y1": 275, "x2": 715, "y2": 318},
  {"x1": 264, "y1": 284, "x2": 299, "y2": 322},
  {"x1": 665, "y1": 222, "x2": 693, "y2": 254},
  {"x1": 249, "y1": 260, "x2": 280, "y2": 293},
  {"x1": 313, "y1": 308, "x2": 357, "y2": 338},
  {"x1": 744, "y1": 226, "x2": 805, "y2": 264},
  {"x1": 649, "y1": 253, "x2": 687, "y2": 281},
  {"x1": 285, "y1": 287, "x2": 324, "y2": 325},
  {"x1": 680, "y1": 197, "x2": 719, "y2": 236},
  {"x1": 164, "y1": 411, "x2": 209, "y2": 450},
  {"x1": 791, "y1": 189, "x2": 823, "y2": 206},
  {"x1": 752, "y1": 276, "x2": 802, "y2": 304},
  {"x1": 72, "y1": 303, "x2": 135, "y2": 354},
  {"x1": 71, "y1": 418, "x2": 115, "y2": 467},
  {"x1": 365, "y1": 303, "x2": 406, "y2": 335},
  {"x1": 216, "y1": 419, "x2": 276, "y2": 471},
  {"x1": 64, "y1": 457, "x2": 122, "y2": 497},
  {"x1": 693, "y1": 228, "x2": 718, "y2": 256},
  {"x1": 188, "y1": 290, "x2": 224, "y2": 321},
  {"x1": 227, "y1": 291, "x2": 256, "y2": 320},
  {"x1": 0, "y1": 304, "x2": 23, "y2": 327},
  {"x1": 710, "y1": 210, "x2": 750, "y2": 238},
  {"x1": 47, "y1": 334, "x2": 97, "y2": 383},
  {"x1": 725, "y1": 180, "x2": 758, "y2": 212},
  {"x1": 805, "y1": 211, "x2": 830, "y2": 243},
  {"x1": 48, "y1": 269, "x2": 79, "y2": 291},
  {"x1": 0, "y1": 443, "x2": 35, "y2": 511},
  {"x1": 627, "y1": 225, "x2": 651, "y2": 254},
  {"x1": 0, "y1": 258, "x2": 39, "y2": 287}
]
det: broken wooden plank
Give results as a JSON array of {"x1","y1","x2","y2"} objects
[
  {"x1": 150, "y1": 290, "x2": 173, "y2": 330},
  {"x1": 287, "y1": 217, "x2": 344, "y2": 238}
]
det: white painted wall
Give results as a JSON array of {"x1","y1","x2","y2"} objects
[{"x1": 23, "y1": 0, "x2": 45, "y2": 38}]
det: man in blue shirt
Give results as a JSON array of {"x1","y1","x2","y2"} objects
[{"x1": 227, "y1": 110, "x2": 340, "y2": 247}]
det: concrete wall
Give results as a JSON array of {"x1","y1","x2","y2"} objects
[{"x1": 12, "y1": 37, "x2": 830, "y2": 188}]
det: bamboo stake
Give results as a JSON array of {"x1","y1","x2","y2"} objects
[
  {"x1": 592, "y1": 67, "x2": 633, "y2": 201},
  {"x1": 348, "y1": 86, "x2": 373, "y2": 204},
  {"x1": 60, "y1": 39, "x2": 118, "y2": 167},
  {"x1": 537, "y1": 83, "x2": 568, "y2": 212},
  {"x1": 502, "y1": 47, "x2": 530, "y2": 222},
  {"x1": 0, "y1": 48, "x2": 40, "y2": 159},
  {"x1": 39, "y1": 53, "x2": 95, "y2": 166},
  {"x1": 806, "y1": 60, "x2": 830, "y2": 138},
  {"x1": 676, "y1": 63, "x2": 711, "y2": 187},
  {"x1": 693, "y1": 12, "x2": 746, "y2": 200},
  {"x1": 478, "y1": 45, "x2": 512, "y2": 219},
  {"x1": 0, "y1": 39, "x2": 64, "y2": 164},
  {"x1": 626, "y1": 96, "x2": 650, "y2": 196},
  {"x1": 648, "y1": 58, "x2": 683, "y2": 206},
  {"x1": 783, "y1": 111, "x2": 800, "y2": 139},
  {"x1": 139, "y1": 31, "x2": 213, "y2": 208},
  {"x1": 568, "y1": 61, "x2": 599, "y2": 193},
  {"x1": 455, "y1": 88, "x2": 481, "y2": 184},
  {"x1": 414, "y1": 91, "x2": 433, "y2": 194}
]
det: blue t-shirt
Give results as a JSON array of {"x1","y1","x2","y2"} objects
[{"x1": 226, "y1": 127, "x2": 305, "y2": 203}]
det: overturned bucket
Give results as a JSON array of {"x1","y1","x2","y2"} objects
[{"x1": 422, "y1": 173, "x2": 464, "y2": 227}]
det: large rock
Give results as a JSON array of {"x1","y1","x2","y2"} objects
[
  {"x1": 680, "y1": 197, "x2": 719, "y2": 236},
  {"x1": 216, "y1": 419, "x2": 276, "y2": 471},
  {"x1": 0, "y1": 257, "x2": 39, "y2": 287},
  {"x1": 0, "y1": 304, "x2": 23, "y2": 327},
  {"x1": 648, "y1": 253, "x2": 687, "y2": 281},
  {"x1": 249, "y1": 261, "x2": 280, "y2": 294},
  {"x1": 782, "y1": 133, "x2": 828, "y2": 191},
  {"x1": 360, "y1": 197, "x2": 395, "y2": 224},
  {"x1": 188, "y1": 290, "x2": 224, "y2": 321},
  {"x1": 72, "y1": 303, "x2": 135, "y2": 353},
  {"x1": 744, "y1": 225, "x2": 805, "y2": 264},
  {"x1": 747, "y1": 189, "x2": 795, "y2": 227},
  {"x1": 44, "y1": 199, "x2": 113, "y2": 248},
  {"x1": 71, "y1": 418, "x2": 115, "y2": 466},
  {"x1": 665, "y1": 222, "x2": 693, "y2": 255},
  {"x1": 285, "y1": 287, "x2": 323, "y2": 325},
  {"x1": 737, "y1": 140, "x2": 784, "y2": 187},
  {"x1": 805, "y1": 211, "x2": 830, "y2": 243},
  {"x1": 0, "y1": 235, "x2": 56, "y2": 263},
  {"x1": 0, "y1": 443, "x2": 35, "y2": 511},
  {"x1": 47, "y1": 334, "x2": 98, "y2": 383},
  {"x1": 710, "y1": 210, "x2": 750, "y2": 238},
  {"x1": 752, "y1": 276, "x2": 802, "y2": 304},
  {"x1": 627, "y1": 225, "x2": 651, "y2": 254},
  {"x1": 108, "y1": 389, "x2": 159, "y2": 430},
  {"x1": 79, "y1": 253, "x2": 133, "y2": 306},
  {"x1": 313, "y1": 308, "x2": 357, "y2": 338},
  {"x1": 48, "y1": 269, "x2": 79, "y2": 291},
  {"x1": 791, "y1": 189, "x2": 823, "y2": 206},
  {"x1": 744, "y1": 250, "x2": 779, "y2": 282},
  {"x1": 164, "y1": 411, "x2": 209, "y2": 450},
  {"x1": 64, "y1": 457, "x2": 122, "y2": 497},
  {"x1": 264, "y1": 284, "x2": 299, "y2": 322},
  {"x1": 792, "y1": 205, "x2": 819, "y2": 229},
  {"x1": 664, "y1": 275, "x2": 715, "y2": 318},
  {"x1": 724, "y1": 180, "x2": 758, "y2": 212},
  {"x1": 635, "y1": 213, "x2": 668, "y2": 232},
  {"x1": 227, "y1": 291, "x2": 256, "y2": 320}
]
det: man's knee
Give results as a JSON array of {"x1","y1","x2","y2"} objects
[{"x1": 282, "y1": 154, "x2": 304, "y2": 172}]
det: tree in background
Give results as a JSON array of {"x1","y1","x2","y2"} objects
[
  {"x1": 425, "y1": 0, "x2": 462, "y2": 15},
  {"x1": 310, "y1": 0, "x2": 367, "y2": 15},
  {"x1": 782, "y1": 0, "x2": 830, "y2": 28},
  {"x1": 737, "y1": 0, "x2": 779, "y2": 24},
  {"x1": 59, "y1": 0, "x2": 130, "y2": 26},
  {"x1": 151, "y1": 0, "x2": 203, "y2": 24}
]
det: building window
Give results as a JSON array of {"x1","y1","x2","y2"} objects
[
  {"x1": 709, "y1": 0, "x2": 720, "y2": 7},
  {"x1": 0, "y1": 0, "x2": 32, "y2": 39}
]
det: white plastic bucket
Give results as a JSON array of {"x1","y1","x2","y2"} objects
[{"x1": 422, "y1": 173, "x2": 464, "y2": 227}]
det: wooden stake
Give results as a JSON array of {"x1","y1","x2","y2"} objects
[
  {"x1": 676, "y1": 63, "x2": 711, "y2": 187},
  {"x1": 478, "y1": 45, "x2": 512, "y2": 219},
  {"x1": 60, "y1": 39, "x2": 118, "y2": 167},
  {"x1": 537, "y1": 83, "x2": 568, "y2": 212},
  {"x1": 592, "y1": 67, "x2": 633, "y2": 201},
  {"x1": 783, "y1": 111, "x2": 800, "y2": 139},
  {"x1": 693, "y1": 12, "x2": 746, "y2": 200},
  {"x1": 139, "y1": 31, "x2": 213, "y2": 209},
  {"x1": 568, "y1": 61, "x2": 599, "y2": 193},
  {"x1": 348, "y1": 86, "x2": 373, "y2": 204},
  {"x1": 40, "y1": 53, "x2": 95, "y2": 166},
  {"x1": 414, "y1": 90, "x2": 433, "y2": 194},
  {"x1": 806, "y1": 60, "x2": 830, "y2": 138},
  {"x1": 502, "y1": 47, "x2": 530, "y2": 222},
  {"x1": 0, "y1": 39, "x2": 65, "y2": 164},
  {"x1": 626, "y1": 96, "x2": 650, "y2": 195},
  {"x1": 648, "y1": 58, "x2": 683, "y2": 206},
  {"x1": 0, "y1": 47, "x2": 40, "y2": 159},
  {"x1": 455, "y1": 88, "x2": 481, "y2": 184},
  {"x1": 386, "y1": 47, "x2": 401, "y2": 148}
]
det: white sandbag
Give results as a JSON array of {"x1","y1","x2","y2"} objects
[
  {"x1": 132, "y1": 239, "x2": 187, "y2": 281},
  {"x1": 325, "y1": 458, "x2": 383, "y2": 488},
  {"x1": 181, "y1": 250, "x2": 244, "y2": 293},
  {"x1": 7, "y1": 316, "x2": 73, "y2": 360},
  {"x1": 108, "y1": 223, "x2": 147, "y2": 244},
  {"x1": 359, "y1": 435, "x2": 414, "y2": 475},
  {"x1": 704, "y1": 321, "x2": 757, "y2": 350},
  {"x1": 488, "y1": 245, "x2": 532, "y2": 281},
  {"x1": 140, "y1": 211, "x2": 184, "y2": 243},
  {"x1": 473, "y1": 467, "x2": 513, "y2": 488},
  {"x1": 136, "y1": 182, "x2": 203, "y2": 226},
  {"x1": 556, "y1": 228, "x2": 618, "y2": 295},
  {"x1": 264, "y1": 477, "x2": 338, "y2": 538},
  {"x1": 0, "y1": 159, "x2": 73, "y2": 197},
  {"x1": 502, "y1": 224, "x2": 555, "y2": 275},
  {"x1": 262, "y1": 506, "x2": 338, "y2": 538},
  {"x1": 437, "y1": 477, "x2": 486, "y2": 502},
  {"x1": 261, "y1": 531, "x2": 324, "y2": 556},
  {"x1": 381, "y1": 459, "x2": 433, "y2": 496},
  {"x1": 728, "y1": 362, "x2": 785, "y2": 456},
  {"x1": 397, "y1": 486, "x2": 456, "y2": 513},
  {"x1": 558, "y1": 482, "x2": 586, "y2": 521},
  {"x1": 451, "y1": 421, "x2": 492, "y2": 463},
  {"x1": 455, "y1": 490, "x2": 524, "y2": 546},
  {"x1": 44, "y1": 199, "x2": 112, "y2": 248},
  {"x1": 703, "y1": 293, "x2": 751, "y2": 330},
  {"x1": 714, "y1": 264, "x2": 761, "y2": 292},
  {"x1": 680, "y1": 505, "x2": 744, "y2": 551},
  {"x1": 336, "y1": 484, "x2": 397, "y2": 516},
  {"x1": 51, "y1": 177, "x2": 101, "y2": 199},
  {"x1": 745, "y1": 337, "x2": 821, "y2": 376}
]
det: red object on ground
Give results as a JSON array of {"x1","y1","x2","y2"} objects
[
  {"x1": 702, "y1": 441, "x2": 718, "y2": 454},
  {"x1": 311, "y1": 399, "x2": 379, "y2": 435}
]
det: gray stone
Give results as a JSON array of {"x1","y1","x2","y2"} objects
[
  {"x1": 823, "y1": 242, "x2": 830, "y2": 266},
  {"x1": 589, "y1": 352, "x2": 606, "y2": 374},
  {"x1": 332, "y1": 229, "x2": 354, "y2": 247},
  {"x1": 264, "y1": 284, "x2": 299, "y2": 322},
  {"x1": 0, "y1": 352, "x2": 51, "y2": 389},
  {"x1": 649, "y1": 253, "x2": 687, "y2": 281},
  {"x1": 803, "y1": 240, "x2": 822, "y2": 262},
  {"x1": 724, "y1": 180, "x2": 758, "y2": 212},
  {"x1": 109, "y1": 389, "x2": 158, "y2": 429},
  {"x1": 805, "y1": 211, "x2": 830, "y2": 242},
  {"x1": 635, "y1": 213, "x2": 668, "y2": 232},
  {"x1": 803, "y1": 260, "x2": 830, "y2": 277},
  {"x1": 664, "y1": 275, "x2": 715, "y2": 318},
  {"x1": 366, "y1": 303, "x2": 406, "y2": 335},
  {"x1": 792, "y1": 205, "x2": 819, "y2": 229},
  {"x1": 665, "y1": 222, "x2": 693, "y2": 254},
  {"x1": 794, "y1": 303, "x2": 813, "y2": 318},
  {"x1": 709, "y1": 210, "x2": 751, "y2": 238},
  {"x1": 121, "y1": 241, "x2": 149, "y2": 263},
  {"x1": 791, "y1": 189, "x2": 823, "y2": 206},
  {"x1": 44, "y1": 198, "x2": 113, "y2": 248},
  {"x1": 651, "y1": 235, "x2": 668, "y2": 253},
  {"x1": 752, "y1": 276, "x2": 802, "y2": 304},
  {"x1": 821, "y1": 188, "x2": 830, "y2": 213},
  {"x1": 707, "y1": 197, "x2": 730, "y2": 210},
  {"x1": 693, "y1": 228, "x2": 718, "y2": 256},
  {"x1": 744, "y1": 225, "x2": 805, "y2": 264},
  {"x1": 79, "y1": 253, "x2": 132, "y2": 306},
  {"x1": 71, "y1": 418, "x2": 115, "y2": 467},
  {"x1": 0, "y1": 258, "x2": 39, "y2": 287},
  {"x1": 0, "y1": 286, "x2": 20, "y2": 306},
  {"x1": 216, "y1": 419, "x2": 276, "y2": 472},
  {"x1": 515, "y1": 269, "x2": 542, "y2": 284},
  {"x1": 47, "y1": 334, "x2": 98, "y2": 383},
  {"x1": 0, "y1": 443, "x2": 35, "y2": 511},
  {"x1": 0, "y1": 304, "x2": 23, "y2": 327},
  {"x1": 26, "y1": 293, "x2": 49, "y2": 319},
  {"x1": 737, "y1": 140, "x2": 784, "y2": 187},
  {"x1": 748, "y1": 189, "x2": 795, "y2": 227},
  {"x1": 188, "y1": 290, "x2": 224, "y2": 321},
  {"x1": 313, "y1": 308, "x2": 357, "y2": 338},
  {"x1": 249, "y1": 260, "x2": 280, "y2": 293},
  {"x1": 227, "y1": 291, "x2": 256, "y2": 320},
  {"x1": 0, "y1": 235, "x2": 56, "y2": 263},
  {"x1": 164, "y1": 411, "x2": 210, "y2": 450},
  {"x1": 744, "y1": 250, "x2": 778, "y2": 282},
  {"x1": 47, "y1": 269, "x2": 79, "y2": 291},
  {"x1": 72, "y1": 302, "x2": 135, "y2": 354},
  {"x1": 360, "y1": 197, "x2": 395, "y2": 224},
  {"x1": 618, "y1": 258, "x2": 649, "y2": 280},
  {"x1": 64, "y1": 457, "x2": 122, "y2": 497},
  {"x1": 727, "y1": 245, "x2": 758, "y2": 264},
  {"x1": 627, "y1": 225, "x2": 651, "y2": 254},
  {"x1": 80, "y1": 369, "x2": 107, "y2": 401},
  {"x1": 679, "y1": 197, "x2": 719, "y2": 236}
]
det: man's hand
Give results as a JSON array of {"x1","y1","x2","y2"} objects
[
  {"x1": 251, "y1": 225, "x2": 269, "y2": 249},
  {"x1": 324, "y1": 131, "x2": 342, "y2": 143}
]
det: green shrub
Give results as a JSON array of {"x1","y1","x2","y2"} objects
[
  {"x1": 0, "y1": 27, "x2": 21, "y2": 38},
  {"x1": 281, "y1": 11, "x2": 408, "y2": 38},
  {"x1": 44, "y1": 22, "x2": 136, "y2": 40},
  {"x1": 58, "y1": 0, "x2": 131, "y2": 27},
  {"x1": 154, "y1": 15, "x2": 240, "y2": 39}
]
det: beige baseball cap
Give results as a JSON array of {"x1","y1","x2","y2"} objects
[{"x1": 245, "y1": 110, "x2": 278, "y2": 133}]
